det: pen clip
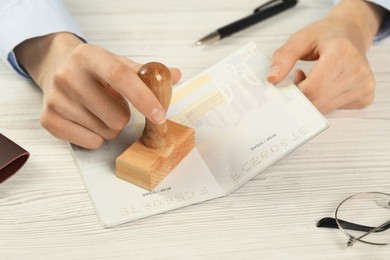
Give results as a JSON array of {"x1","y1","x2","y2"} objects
[
  {"x1": 254, "y1": 0, "x2": 294, "y2": 13},
  {"x1": 253, "y1": 0, "x2": 298, "y2": 13}
]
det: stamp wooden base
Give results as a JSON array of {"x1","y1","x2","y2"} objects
[{"x1": 116, "y1": 120, "x2": 194, "y2": 191}]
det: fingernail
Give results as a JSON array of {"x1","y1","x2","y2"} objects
[
  {"x1": 151, "y1": 108, "x2": 166, "y2": 124},
  {"x1": 268, "y1": 65, "x2": 280, "y2": 78}
]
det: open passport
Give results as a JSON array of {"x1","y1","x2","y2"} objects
[{"x1": 71, "y1": 42, "x2": 329, "y2": 228}]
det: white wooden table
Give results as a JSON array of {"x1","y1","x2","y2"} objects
[{"x1": 1, "y1": 0, "x2": 390, "y2": 259}]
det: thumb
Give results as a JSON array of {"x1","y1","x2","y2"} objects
[{"x1": 267, "y1": 34, "x2": 314, "y2": 84}]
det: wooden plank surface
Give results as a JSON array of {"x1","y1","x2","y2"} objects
[{"x1": 1, "y1": 0, "x2": 390, "y2": 259}]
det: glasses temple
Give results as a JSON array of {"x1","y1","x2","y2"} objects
[
  {"x1": 317, "y1": 217, "x2": 390, "y2": 233},
  {"x1": 347, "y1": 219, "x2": 390, "y2": 247}
]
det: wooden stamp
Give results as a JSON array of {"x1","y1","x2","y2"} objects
[{"x1": 116, "y1": 62, "x2": 195, "y2": 191}]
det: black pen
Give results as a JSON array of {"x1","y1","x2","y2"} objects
[{"x1": 196, "y1": 0, "x2": 298, "y2": 45}]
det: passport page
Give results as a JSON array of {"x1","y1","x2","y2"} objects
[{"x1": 71, "y1": 42, "x2": 329, "y2": 228}]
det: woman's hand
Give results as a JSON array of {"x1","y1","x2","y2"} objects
[
  {"x1": 15, "y1": 32, "x2": 181, "y2": 149},
  {"x1": 267, "y1": 0, "x2": 387, "y2": 114}
]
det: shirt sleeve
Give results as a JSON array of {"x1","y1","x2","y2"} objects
[
  {"x1": 367, "y1": 0, "x2": 390, "y2": 41},
  {"x1": 0, "y1": 0, "x2": 85, "y2": 77}
]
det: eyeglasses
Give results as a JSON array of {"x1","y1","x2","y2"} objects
[{"x1": 317, "y1": 192, "x2": 390, "y2": 247}]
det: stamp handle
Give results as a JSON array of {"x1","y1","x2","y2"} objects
[{"x1": 138, "y1": 62, "x2": 172, "y2": 148}]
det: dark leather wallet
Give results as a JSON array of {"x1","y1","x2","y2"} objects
[{"x1": 0, "y1": 133, "x2": 30, "y2": 183}]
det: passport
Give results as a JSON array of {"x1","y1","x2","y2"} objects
[{"x1": 71, "y1": 42, "x2": 329, "y2": 228}]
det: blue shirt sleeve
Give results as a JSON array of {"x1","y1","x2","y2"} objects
[
  {"x1": 0, "y1": 0, "x2": 86, "y2": 78},
  {"x1": 369, "y1": 0, "x2": 390, "y2": 41}
]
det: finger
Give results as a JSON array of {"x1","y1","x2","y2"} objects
[
  {"x1": 59, "y1": 71, "x2": 131, "y2": 131},
  {"x1": 293, "y1": 69, "x2": 306, "y2": 85},
  {"x1": 47, "y1": 93, "x2": 121, "y2": 140},
  {"x1": 116, "y1": 56, "x2": 182, "y2": 84},
  {"x1": 296, "y1": 51, "x2": 344, "y2": 108},
  {"x1": 78, "y1": 46, "x2": 167, "y2": 125},
  {"x1": 317, "y1": 88, "x2": 374, "y2": 114},
  {"x1": 301, "y1": 52, "x2": 374, "y2": 111},
  {"x1": 341, "y1": 94, "x2": 374, "y2": 109},
  {"x1": 267, "y1": 33, "x2": 317, "y2": 84},
  {"x1": 40, "y1": 110, "x2": 104, "y2": 149},
  {"x1": 315, "y1": 74, "x2": 375, "y2": 114},
  {"x1": 169, "y1": 67, "x2": 182, "y2": 85}
]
